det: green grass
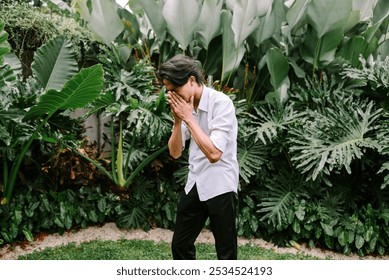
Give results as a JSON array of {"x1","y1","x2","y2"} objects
[{"x1": 18, "y1": 239, "x2": 321, "y2": 260}]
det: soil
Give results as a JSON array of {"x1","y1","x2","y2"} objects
[{"x1": 1, "y1": 222, "x2": 388, "y2": 260}]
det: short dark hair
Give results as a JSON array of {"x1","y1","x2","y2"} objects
[{"x1": 156, "y1": 55, "x2": 204, "y2": 87}]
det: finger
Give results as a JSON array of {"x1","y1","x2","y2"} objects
[
  {"x1": 174, "y1": 92, "x2": 185, "y2": 103},
  {"x1": 169, "y1": 91, "x2": 179, "y2": 103}
]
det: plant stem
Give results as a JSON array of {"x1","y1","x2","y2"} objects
[
  {"x1": 116, "y1": 122, "x2": 125, "y2": 187},
  {"x1": 110, "y1": 116, "x2": 118, "y2": 185},
  {"x1": 4, "y1": 114, "x2": 49, "y2": 203}
]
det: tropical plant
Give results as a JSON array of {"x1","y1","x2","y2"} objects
[
  {"x1": 342, "y1": 55, "x2": 389, "y2": 190},
  {"x1": 0, "y1": 184, "x2": 121, "y2": 244},
  {"x1": 68, "y1": 1, "x2": 173, "y2": 189},
  {"x1": 0, "y1": 3, "x2": 96, "y2": 78},
  {"x1": 241, "y1": 68, "x2": 389, "y2": 254},
  {"x1": 125, "y1": 0, "x2": 389, "y2": 104},
  {"x1": 0, "y1": 34, "x2": 104, "y2": 204},
  {"x1": 64, "y1": 43, "x2": 172, "y2": 189}
]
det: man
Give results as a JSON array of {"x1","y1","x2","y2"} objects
[{"x1": 156, "y1": 55, "x2": 239, "y2": 260}]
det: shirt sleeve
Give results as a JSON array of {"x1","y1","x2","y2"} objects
[
  {"x1": 181, "y1": 122, "x2": 190, "y2": 150},
  {"x1": 209, "y1": 99, "x2": 235, "y2": 153}
]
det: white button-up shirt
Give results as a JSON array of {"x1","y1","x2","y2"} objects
[{"x1": 181, "y1": 86, "x2": 239, "y2": 201}]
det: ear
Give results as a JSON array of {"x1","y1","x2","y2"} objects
[{"x1": 189, "y1": 76, "x2": 195, "y2": 86}]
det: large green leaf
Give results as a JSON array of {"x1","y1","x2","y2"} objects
[
  {"x1": 198, "y1": 35, "x2": 223, "y2": 76},
  {"x1": 237, "y1": 138, "x2": 266, "y2": 184},
  {"x1": 286, "y1": 0, "x2": 310, "y2": 32},
  {"x1": 257, "y1": 173, "x2": 303, "y2": 228},
  {"x1": 372, "y1": 0, "x2": 389, "y2": 25},
  {"x1": 162, "y1": 0, "x2": 200, "y2": 51},
  {"x1": 119, "y1": 7, "x2": 141, "y2": 46},
  {"x1": 87, "y1": 91, "x2": 116, "y2": 116},
  {"x1": 31, "y1": 37, "x2": 78, "y2": 91},
  {"x1": 290, "y1": 100, "x2": 381, "y2": 181},
  {"x1": 129, "y1": 0, "x2": 166, "y2": 40},
  {"x1": 74, "y1": 0, "x2": 124, "y2": 45},
  {"x1": 195, "y1": 0, "x2": 223, "y2": 50},
  {"x1": 353, "y1": 0, "x2": 376, "y2": 21},
  {"x1": 221, "y1": 10, "x2": 245, "y2": 81},
  {"x1": 252, "y1": 0, "x2": 286, "y2": 46},
  {"x1": 0, "y1": 22, "x2": 14, "y2": 93},
  {"x1": 307, "y1": 0, "x2": 352, "y2": 37},
  {"x1": 266, "y1": 48, "x2": 289, "y2": 91},
  {"x1": 3, "y1": 53, "x2": 22, "y2": 77},
  {"x1": 338, "y1": 36, "x2": 369, "y2": 67},
  {"x1": 231, "y1": 0, "x2": 268, "y2": 48},
  {"x1": 25, "y1": 64, "x2": 104, "y2": 119},
  {"x1": 0, "y1": 64, "x2": 16, "y2": 95},
  {"x1": 301, "y1": 26, "x2": 344, "y2": 68}
]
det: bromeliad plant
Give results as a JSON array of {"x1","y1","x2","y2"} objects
[{"x1": 0, "y1": 30, "x2": 104, "y2": 204}]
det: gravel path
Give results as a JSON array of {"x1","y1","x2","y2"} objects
[{"x1": 1, "y1": 223, "x2": 388, "y2": 260}]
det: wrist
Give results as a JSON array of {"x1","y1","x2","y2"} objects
[{"x1": 183, "y1": 115, "x2": 194, "y2": 126}]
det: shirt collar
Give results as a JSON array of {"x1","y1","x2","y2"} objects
[{"x1": 196, "y1": 85, "x2": 209, "y2": 113}]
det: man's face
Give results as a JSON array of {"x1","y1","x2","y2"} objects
[{"x1": 163, "y1": 79, "x2": 193, "y2": 102}]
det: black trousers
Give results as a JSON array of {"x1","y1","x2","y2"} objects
[{"x1": 172, "y1": 186, "x2": 238, "y2": 260}]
